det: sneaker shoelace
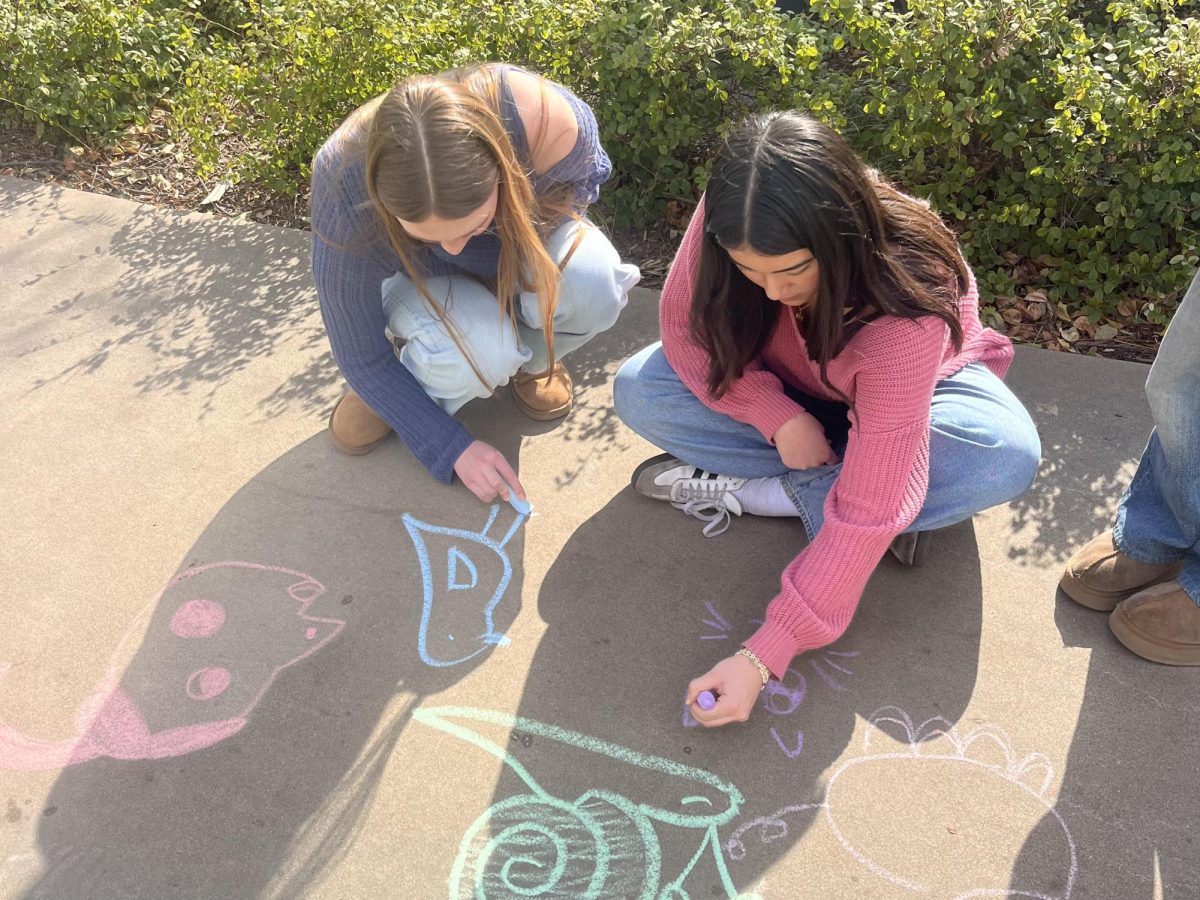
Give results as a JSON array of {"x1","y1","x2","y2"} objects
[{"x1": 669, "y1": 478, "x2": 736, "y2": 538}]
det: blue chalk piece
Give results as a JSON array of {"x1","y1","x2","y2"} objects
[{"x1": 507, "y1": 493, "x2": 532, "y2": 516}]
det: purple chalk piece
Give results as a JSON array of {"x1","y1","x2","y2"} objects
[{"x1": 696, "y1": 690, "x2": 718, "y2": 711}]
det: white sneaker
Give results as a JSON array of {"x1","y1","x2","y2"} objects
[{"x1": 631, "y1": 453, "x2": 745, "y2": 537}]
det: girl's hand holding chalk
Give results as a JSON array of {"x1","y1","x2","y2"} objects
[
  {"x1": 453, "y1": 441, "x2": 527, "y2": 505},
  {"x1": 686, "y1": 653, "x2": 764, "y2": 727}
]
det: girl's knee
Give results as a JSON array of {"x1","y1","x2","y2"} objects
[
  {"x1": 401, "y1": 328, "x2": 526, "y2": 404},
  {"x1": 995, "y1": 420, "x2": 1042, "y2": 501},
  {"x1": 406, "y1": 353, "x2": 520, "y2": 412},
  {"x1": 552, "y1": 225, "x2": 641, "y2": 333},
  {"x1": 613, "y1": 345, "x2": 668, "y2": 433}
]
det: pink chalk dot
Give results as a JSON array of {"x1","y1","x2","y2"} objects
[
  {"x1": 171, "y1": 599, "x2": 226, "y2": 638},
  {"x1": 305, "y1": 627, "x2": 317, "y2": 640},
  {"x1": 186, "y1": 666, "x2": 232, "y2": 700}
]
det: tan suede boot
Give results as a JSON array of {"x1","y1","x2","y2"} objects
[
  {"x1": 1109, "y1": 581, "x2": 1200, "y2": 665},
  {"x1": 329, "y1": 388, "x2": 392, "y2": 455},
  {"x1": 511, "y1": 362, "x2": 573, "y2": 421},
  {"x1": 1059, "y1": 530, "x2": 1182, "y2": 611}
]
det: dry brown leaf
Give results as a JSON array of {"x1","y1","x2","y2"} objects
[
  {"x1": 1117, "y1": 297, "x2": 1138, "y2": 317},
  {"x1": 665, "y1": 199, "x2": 692, "y2": 231},
  {"x1": 1072, "y1": 315, "x2": 1096, "y2": 338},
  {"x1": 1013, "y1": 259, "x2": 1040, "y2": 284},
  {"x1": 1001, "y1": 308, "x2": 1024, "y2": 326},
  {"x1": 1010, "y1": 324, "x2": 1039, "y2": 341}
]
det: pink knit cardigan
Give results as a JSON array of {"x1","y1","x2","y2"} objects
[{"x1": 659, "y1": 196, "x2": 1014, "y2": 678}]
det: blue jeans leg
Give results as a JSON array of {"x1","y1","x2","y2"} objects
[
  {"x1": 613, "y1": 343, "x2": 1041, "y2": 540},
  {"x1": 1113, "y1": 268, "x2": 1200, "y2": 604},
  {"x1": 381, "y1": 221, "x2": 640, "y2": 413},
  {"x1": 516, "y1": 220, "x2": 641, "y2": 374}
]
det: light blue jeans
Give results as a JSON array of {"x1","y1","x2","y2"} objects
[
  {"x1": 382, "y1": 220, "x2": 641, "y2": 414},
  {"x1": 613, "y1": 344, "x2": 1041, "y2": 540},
  {"x1": 1114, "y1": 269, "x2": 1200, "y2": 605}
]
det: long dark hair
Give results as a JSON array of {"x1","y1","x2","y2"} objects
[{"x1": 692, "y1": 111, "x2": 966, "y2": 402}]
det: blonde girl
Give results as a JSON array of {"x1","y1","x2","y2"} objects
[{"x1": 312, "y1": 64, "x2": 640, "y2": 501}]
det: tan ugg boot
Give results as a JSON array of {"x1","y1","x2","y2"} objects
[
  {"x1": 1059, "y1": 530, "x2": 1181, "y2": 611},
  {"x1": 1109, "y1": 581, "x2": 1200, "y2": 665},
  {"x1": 329, "y1": 388, "x2": 392, "y2": 455},
  {"x1": 511, "y1": 362, "x2": 573, "y2": 421}
]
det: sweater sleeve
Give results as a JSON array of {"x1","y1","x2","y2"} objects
[
  {"x1": 658, "y1": 196, "x2": 808, "y2": 442},
  {"x1": 741, "y1": 314, "x2": 949, "y2": 677},
  {"x1": 310, "y1": 138, "x2": 474, "y2": 482}
]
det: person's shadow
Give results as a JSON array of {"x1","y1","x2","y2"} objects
[
  {"x1": 426, "y1": 485, "x2": 1005, "y2": 897},
  {"x1": 17, "y1": 419, "x2": 529, "y2": 900}
]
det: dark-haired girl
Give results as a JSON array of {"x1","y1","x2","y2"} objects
[{"x1": 614, "y1": 112, "x2": 1040, "y2": 726}]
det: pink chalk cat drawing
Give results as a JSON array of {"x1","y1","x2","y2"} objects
[{"x1": 0, "y1": 562, "x2": 343, "y2": 770}]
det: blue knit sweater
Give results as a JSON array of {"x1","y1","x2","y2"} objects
[{"x1": 310, "y1": 66, "x2": 612, "y2": 481}]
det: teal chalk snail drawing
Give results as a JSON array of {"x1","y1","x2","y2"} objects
[{"x1": 414, "y1": 706, "x2": 761, "y2": 899}]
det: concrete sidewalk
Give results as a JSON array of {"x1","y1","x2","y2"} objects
[{"x1": 1, "y1": 175, "x2": 1196, "y2": 899}]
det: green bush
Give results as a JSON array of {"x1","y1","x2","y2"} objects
[
  {"x1": 175, "y1": 0, "x2": 810, "y2": 216},
  {"x1": 175, "y1": 0, "x2": 497, "y2": 192},
  {"x1": 3, "y1": 0, "x2": 1199, "y2": 326},
  {"x1": 813, "y1": 0, "x2": 1200, "y2": 322},
  {"x1": 517, "y1": 0, "x2": 819, "y2": 223},
  {"x1": 0, "y1": 0, "x2": 197, "y2": 139}
]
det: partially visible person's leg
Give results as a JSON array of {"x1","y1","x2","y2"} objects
[
  {"x1": 382, "y1": 272, "x2": 530, "y2": 415},
  {"x1": 1102, "y1": 270, "x2": 1200, "y2": 663},
  {"x1": 614, "y1": 342, "x2": 811, "y2": 537},
  {"x1": 1061, "y1": 272, "x2": 1200, "y2": 617},
  {"x1": 1115, "y1": 269, "x2": 1200, "y2": 588}
]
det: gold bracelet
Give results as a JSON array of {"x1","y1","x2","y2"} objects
[{"x1": 737, "y1": 647, "x2": 771, "y2": 690}]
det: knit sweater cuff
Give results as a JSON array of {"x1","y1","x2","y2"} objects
[
  {"x1": 742, "y1": 611, "x2": 837, "y2": 681},
  {"x1": 744, "y1": 392, "x2": 808, "y2": 444}
]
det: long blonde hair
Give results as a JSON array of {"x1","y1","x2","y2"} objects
[{"x1": 365, "y1": 64, "x2": 575, "y2": 387}]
